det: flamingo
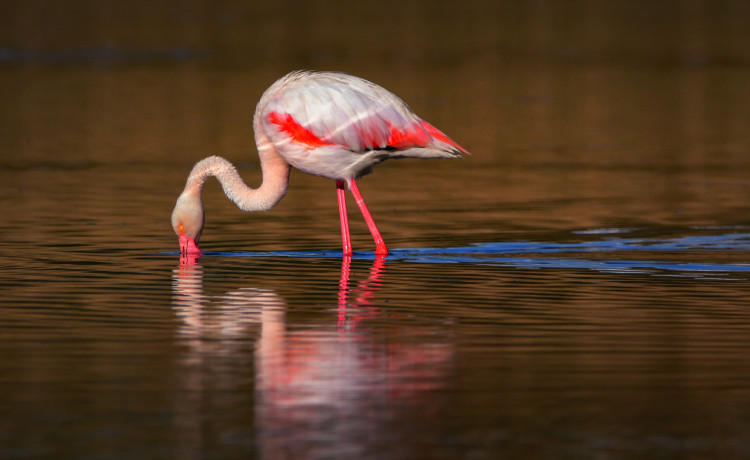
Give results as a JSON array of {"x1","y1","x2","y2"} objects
[{"x1": 171, "y1": 70, "x2": 468, "y2": 258}]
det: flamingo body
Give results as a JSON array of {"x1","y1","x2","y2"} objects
[
  {"x1": 257, "y1": 71, "x2": 466, "y2": 181},
  {"x1": 171, "y1": 70, "x2": 468, "y2": 258}
]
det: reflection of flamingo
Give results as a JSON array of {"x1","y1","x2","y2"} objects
[
  {"x1": 171, "y1": 70, "x2": 469, "y2": 259},
  {"x1": 172, "y1": 263, "x2": 284, "y2": 342},
  {"x1": 171, "y1": 257, "x2": 454, "y2": 459}
]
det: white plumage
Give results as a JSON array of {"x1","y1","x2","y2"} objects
[{"x1": 256, "y1": 70, "x2": 467, "y2": 180}]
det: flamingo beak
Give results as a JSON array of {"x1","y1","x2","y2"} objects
[{"x1": 178, "y1": 233, "x2": 203, "y2": 257}]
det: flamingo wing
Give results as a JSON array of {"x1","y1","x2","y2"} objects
[{"x1": 258, "y1": 71, "x2": 468, "y2": 155}]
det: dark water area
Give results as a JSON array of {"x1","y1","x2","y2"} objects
[{"x1": 2, "y1": 1, "x2": 750, "y2": 459}]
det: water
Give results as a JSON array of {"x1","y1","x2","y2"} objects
[{"x1": 2, "y1": 1, "x2": 750, "y2": 458}]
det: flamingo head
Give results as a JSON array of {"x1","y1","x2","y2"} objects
[{"x1": 171, "y1": 191, "x2": 204, "y2": 257}]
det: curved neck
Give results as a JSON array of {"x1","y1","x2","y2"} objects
[{"x1": 184, "y1": 142, "x2": 290, "y2": 213}]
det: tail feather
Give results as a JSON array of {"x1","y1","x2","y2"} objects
[
  {"x1": 419, "y1": 120, "x2": 470, "y2": 155},
  {"x1": 385, "y1": 146, "x2": 464, "y2": 160}
]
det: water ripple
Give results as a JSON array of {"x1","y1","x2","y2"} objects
[{"x1": 164, "y1": 231, "x2": 750, "y2": 277}]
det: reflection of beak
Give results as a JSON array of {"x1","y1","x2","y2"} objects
[{"x1": 179, "y1": 233, "x2": 203, "y2": 257}]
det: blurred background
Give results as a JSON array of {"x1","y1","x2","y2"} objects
[{"x1": 2, "y1": 0, "x2": 748, "y2": 167}]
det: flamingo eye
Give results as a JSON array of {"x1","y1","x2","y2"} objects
[{"x1": 178, "y1": 224, "x2": 185, "y2": 234}]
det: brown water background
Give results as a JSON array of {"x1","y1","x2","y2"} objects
[{"x1": 2, "y1": 1, "x2": 750, "y2": 458}]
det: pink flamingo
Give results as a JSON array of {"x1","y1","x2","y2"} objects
[{"x1": 171, "y1": 70, "x2": 468, "y2": 257}]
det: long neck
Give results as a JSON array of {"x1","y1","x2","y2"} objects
[{"x1": 184, "y1": 139, "x2": 291, "y2": 212}]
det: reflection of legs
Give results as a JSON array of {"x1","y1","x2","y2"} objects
[
  {"x1": 338, "y1": 255, "x2": 387, "y2": 330},
  {"x1": 350, "y1": 179, "x2": 389, "y2": 255},
  {"x1": 354, "y1": 255, "x2": 386, "y2": 305},
  {"x1": 337, "y1": 256, "x2": 352, "y2": 328},
  {"x1": 336, "y1": 181, "x2": 352, "y2": 256}
]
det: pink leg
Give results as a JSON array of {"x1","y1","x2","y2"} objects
[
  {"x1": 350, "y1": 179, "x2": 389, "y2": 255},
  {"x1": 336, "y1": 180, "x2": 353, "y2": 256}
]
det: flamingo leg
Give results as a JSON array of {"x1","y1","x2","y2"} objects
[
  {"x1": 349, "y1": 179, "x2": 389, "y2": 255},
  {"x1": 336, "y1": 180, "x2": 353, "y2": 256}
]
